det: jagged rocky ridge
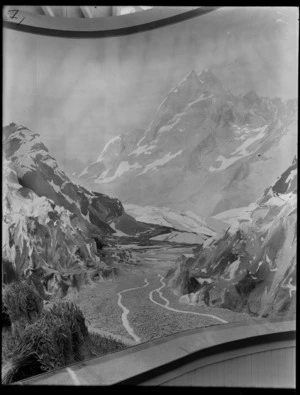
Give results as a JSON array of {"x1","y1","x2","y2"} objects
[
  {"x1": 2, "y1": 124, "x2": 157, "y2": 297},
  {"x1": 3, "y1": 123, "x2": 167, "y2": 237},
  {"x1": 166, "y1": 158, "x2": 297, "y2": 318},
  {"x1": 3, "y1": 123, "x2": 214, "y2": 298},
  {"x1": 3, "y1": 123, "x2": 126, "y2": 234},
  {"x1": 2, "y1": 158, "x2": 109, "y2": 298},
  {"x1": 79, "y1": 69, "x2": 297, "y2": 218}
]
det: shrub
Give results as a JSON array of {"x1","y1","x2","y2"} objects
[
  {"x1": 2, "y1": 281, "x2": 43, "y2": 341},
  {"x1": 93, "y1": 236, "x2": 107, "y2": 250},
  {"x1": 2, "y1": 259, "x2": 20, "y2": 284},
  {"x1": 2, "y1": 302, "x2": 97, "y2": 384},
  {"x1": 2, "y1": 327, "x2": 14, "y2": 364}
]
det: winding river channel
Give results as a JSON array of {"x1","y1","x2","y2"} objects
[
  {"x1": 117, "y1": 279, "x2": 150, "y2": 343},
  {"x1": 117, "y1": 274, "x2": 228, "y2": 342}
]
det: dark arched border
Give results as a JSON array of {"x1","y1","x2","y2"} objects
[
  {"x1": 3, "y1": 7, "x2": 219, "y2": 38},
  {"x1": 116, "y1": 330, "x2": 296, "y2": 385}
]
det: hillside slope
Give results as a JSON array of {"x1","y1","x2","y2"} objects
[
  {"x1": 2, "y1": 124, "x2": 156, "y2": 297},
  {"x1": 2, "y1": 158, "x2": 110, "y2": 298},
  {"x1": 3, "y1": 123, "x2": 125, "y2": 234},
  {"x1": 166, "y1": 159, "x2": 297, "y2": 318}
]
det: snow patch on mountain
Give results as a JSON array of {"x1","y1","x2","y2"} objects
[
  {"x1": 196, "y1": 277, "x2": 213, "y2": 285},
  {"x1": 110, "y1": 222, "x2": 129, "y2": 237},
  {"x1": 187, "y1": 94, "x2": 213, "y2": 108},
  {"x1": 209, "y1": 154, "x2": 241, "y2": 172},
  {"x1": 209, "y1": 124, "x2": 269, "y2": 173},
  {"x1": 286, "y1": 169, "x2": 297, "y2": 184},
  {"x1": 265, "y1": 192, "x2": 296, "y2": 207},
  {"x1": 158, "y1": 118, "x2": 181, "y2": 134},
  {"x1": 150, "y1": 231, "x2": 206, "y2": 244},
  {"x1": 282, "y1": 278, "x2": 296, "y2": 298},
  {"x1": 78, "y1": 166, "x2": 89, "y2": 178},
  {"x1": 96, "y1": 161, "x2": 142, "y2": 184},
  {"x1": 78, "y1": 135, "x2": 126, "y2": 178},
  {"x1": 49, "y1": 180, "x2": 61, "y2": 193},
  {"x1": 129, "y1": 143, "x2": 157, "y2": 157},
  {"x1": 138, "y1": 150, "x2": 183, "y2": 175},
  {"x1": 96, "y1": 169, "x2": 109, "y2": 181},
  {"x1": 212, "y1": 203, "x2": 257, "y2": 228},
  {"x1": 233, "y1": 124, "x2": 255, "y2": 137},
  {"x1": 223, "y1": 257, "x2": 241, "y2": 280},
  {"x1": 232, "y1": 125, "x2": 268, "y2": 156},
  {"x1": 96, "y1": 135, "x2": 121, "y2": 162},
  {"x1": 124, "y1": 205, "x2": 171, "y2": 227},
  {"x1": 124, "y1": 204, "x2": 216, "y2": 236}
]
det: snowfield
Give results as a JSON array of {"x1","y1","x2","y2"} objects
[
  {"x1": 209, "y1": 125, "x2": 269, "y2": 173},
  {"x1": 150, "y1": 231, "x2": 206, "y2": 244},
  {"x1": 232, "y1": 125, "x2": 268, "y2": 156},
  {"x1": 212, "y1": 203, "x2": 257, "y2": 229},
  {"x1": 124, "y1": 204, "x2": 216, "y2": 236}
]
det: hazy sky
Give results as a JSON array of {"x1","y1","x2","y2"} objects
[{"x1": 3, "y1": 7, "x2": 298, "y2": 168}]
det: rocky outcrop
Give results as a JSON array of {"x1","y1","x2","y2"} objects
[
  {"x1": 3, "y1": 123, "x2": 124, "y2": 235},
  {"x1": 166, "y1": 160, "x2": 297, "y2": 318},
  {"x1": 2, "y1": 124, "x2": 147, "y2": 298},
  {"x1": 2, "y1": 158, "x2": 114, "y2": 298}
]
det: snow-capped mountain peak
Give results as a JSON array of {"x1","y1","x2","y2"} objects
[
  {"x1": 180, "y1": 69, "x2": 201, "y2": 85},
  {"x1": 79, "y1": 71, "x2": 297, "y2": 219},
  {"x1": 198, "y1": 68, "x2": 222, "y2": 86}
]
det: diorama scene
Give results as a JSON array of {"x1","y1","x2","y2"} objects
[{"x1": 2, "y1": 6, "x2": 297, "y2": 384}]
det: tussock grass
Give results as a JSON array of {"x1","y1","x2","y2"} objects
[
  {"x1": 2, "y1": 302, "x2": 95, "y2": 384},
  {"x1": 2, "y1": 327, "x2": 14, "y2": 363},
  {"x1": 2, "y1": 281, "x2": 43, "y2": 341},
  {"x1": 2, "y1": 281, "x2": 126, "y2": 384}
]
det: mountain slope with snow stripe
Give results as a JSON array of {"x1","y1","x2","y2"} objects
[
  {"x1": 124, "y1": 204, "x2": 217, "y2": 236},
  {"x1": 2, "y1": 158, "x2": 110, "y2": 297},
  {"x1": 3, "y1": 123, "x2": 124, "y2": 235},
  {"x1": 79, "y1": 69, "x2": 297, "y2": 218},
  {"x1": 167, "y1": 159, "x2": 297, "y2": 318}
]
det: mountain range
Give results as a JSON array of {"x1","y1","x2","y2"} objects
[
  {"x1": 78, "y1": 69, "x2": 297, "y2": 217},
  {"x1": 2, "y1": 123, "x2": 217, "y2": 297},
  {"x1": 2, "y1": 70, "x2": 297, "y2": 319}
]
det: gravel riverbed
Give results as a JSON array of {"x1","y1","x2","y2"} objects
[{"x1": 70, "y1": 244, "x2": 249, "y2": 345}]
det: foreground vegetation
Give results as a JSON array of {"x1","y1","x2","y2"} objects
[{"x1": 2, "y1": 280, "x2": 126, "y2": 384}]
